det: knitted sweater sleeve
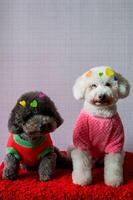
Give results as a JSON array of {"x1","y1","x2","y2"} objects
[
  {"x1": 105, "y1": 115, "x2": 124, "y2": 153},
  {"x1": 73, "y1": 111, "x2": 90, "y2": 152}
]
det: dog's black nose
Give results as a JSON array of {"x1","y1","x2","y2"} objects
[
  {"x1": 99, "y1": 94, "x2": 106, "y2": 101},
  {"x1": 40, "y1": 124, "x2": 46, "y2": 132}
]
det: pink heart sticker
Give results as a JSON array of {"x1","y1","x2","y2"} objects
[{"x1": 38, "y1": 92, "x2": 45, "y2": 99}]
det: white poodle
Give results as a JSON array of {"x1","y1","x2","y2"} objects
[{"x1": 71, "y1": 66, "x2": 130, "y2": 187}]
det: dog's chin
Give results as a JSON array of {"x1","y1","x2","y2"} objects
[
  {"x1": 29, "y1": 135, "x2": 43, "y2": 141},
  {"x1": 29, "y1": 131, "x2": 48, "y2": 138},
  {"x1": 20, "y1": 131, "x2": 47, "y2": 142}
]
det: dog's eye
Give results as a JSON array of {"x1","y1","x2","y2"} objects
[
  {"x1": 105, "y1": 83, "x2": 111, "y2": 87},
  {"x1": 91, "y1": 84, "x2": 97, "y2": 89}
]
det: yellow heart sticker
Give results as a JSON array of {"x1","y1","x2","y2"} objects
[
  {"x1": 105, "y1": 68, "x2": 114, "y2": 76},
  {"x1": 19, "y1": 100, "x2": 26, "y2": 107},
  {"x1": 85, "y1": 70, "x2": 93, "y2": 77}
]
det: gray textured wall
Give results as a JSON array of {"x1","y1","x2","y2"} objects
[{"x1": 0, "y1": 0, "x2": 133, "y2": 161}]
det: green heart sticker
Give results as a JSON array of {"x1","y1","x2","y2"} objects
[
  {"x1": 30, "y1": 100, "x2": 38, "y2": 108},
  {"x1": 99, "y1": 72, "x2": 103, "y2": 77}
]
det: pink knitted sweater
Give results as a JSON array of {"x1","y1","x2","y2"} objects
[{"x1": 73, "y1": 110, "x2": 124, "y2": 158}]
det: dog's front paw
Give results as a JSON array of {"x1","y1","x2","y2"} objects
[
  {"x1": 72, "y1": 170, "x2": 92, "y2": 186},
  {"x1": 105, "y1": 176, "x2": 123, "y2": 187},
  {"x1": 2, "y1": 168, "x2": 18, "y2": 180}
]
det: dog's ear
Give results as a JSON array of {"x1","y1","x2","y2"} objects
[
  {"x1": 45, "y1": 96, "x2": 64, "y2": 128},
  {"x1": 50, "y1": 103, "x2": 63, "y2": 128},
  {"x1": 116, "y1": 73, "x2": 130, "y2": 99},
  {"x1": 8, "y1": 109, "x2": 23, "y2": 134},
  {"x1": 73, "y1": 75, "x2": 88, "y2": 100},
  {"x1": 53, "y1": 110, "x2": 64, "y2": 128}
]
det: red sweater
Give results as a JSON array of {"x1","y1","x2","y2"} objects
[{"x1": 6, "y1": 133, "x2": 53, "y2": 166}]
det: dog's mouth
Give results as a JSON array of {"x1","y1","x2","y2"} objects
[
  {"x1": 22, "y1": 124, "x2": 48, "y2": 141},
  {"x1": 23, "y1": 123, "x2": 50, "y2": 135},
  {"x1": 93, "y1": 100, "x2": 111, "y2": 106},
  {"x1": 91, "y1": 96, "x2": 113, "y2": 106}
]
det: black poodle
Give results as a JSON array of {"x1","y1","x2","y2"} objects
[{"x1": 2, "y1": 91, "x2": 71, "y2": 181}]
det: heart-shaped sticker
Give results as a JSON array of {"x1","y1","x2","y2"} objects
[
  {"x1": 30, "y1": 100, "x2": 38, "y2": 108},
  {"x1": 99, "y1": 72, "x2": 103, "y2": 77},
  {"x1": 85, "y1": 70, "x2": 93, "y2": 78},
  {"x1": 19, "y1": 100, "x2": 26, "y2": 107},
  {"x1": 114, "y1": 76, "x2": 118, "y2": 81},
  {"x1": 105, "y1": 68, "x2": 114, "y2": 76},
  {"x1": 38, "y1": 92, "x2": 45, "y2": 99}
]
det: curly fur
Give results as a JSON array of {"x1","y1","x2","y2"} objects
[
  {"x1": 8, "y1": 91, "x2": 63, "y2": 135},
  {"x1": 71, "y1": 149, "x2": 92, "y2": 186},
  {"x1": 71, "y1": 66, "x2": 130, "y2": 187},
  {"x1": 3, "y1": 91, "x2": 72, "y2": 181},
  {"x1": 2, "y1": 154, "x2": 19, "y2": 180},
  {"x1": 38, "y1": 152, "x2": 57, "y2": 181}
]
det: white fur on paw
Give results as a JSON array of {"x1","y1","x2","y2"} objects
[
  {"x1": 72, "y1": 170, "x2": 92, "y2": 186},
  {"x1": 105, "y1": 177, "x2": 123, "y2": 187}
]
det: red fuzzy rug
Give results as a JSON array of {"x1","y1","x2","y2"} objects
[{"x1": 0, "y1": 152, "x2": 133, "y2": 200}]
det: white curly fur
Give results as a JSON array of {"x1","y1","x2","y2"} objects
[
  {"x1": 71, "y1": 66, "x2": 130, "y2": 187},
  {"x1": 71, "y1": 149, "x2": 92, "y2": 186},
  {"x1": 104, "y1": 152, "x2": 124, "y2": 187}
]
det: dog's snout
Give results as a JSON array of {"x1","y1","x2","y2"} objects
[
  {"x1": 40, "y1": 124, "x2": 46, "y2": 132},
  {"x1": 98, "y1": 94, "x2": 106, "y2": 101}
]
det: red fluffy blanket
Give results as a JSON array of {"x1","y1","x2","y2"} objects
[{"x1": 0, "y1": 152, "x2": 133, "y2": 200}]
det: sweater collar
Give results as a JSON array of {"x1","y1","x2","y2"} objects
[{"x1": 13, "y1": 134, "x2": 46, "y2": 148}]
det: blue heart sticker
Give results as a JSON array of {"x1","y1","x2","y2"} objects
[{"x1": 114, "y1": 76, "x2": 118, "y2": 81}]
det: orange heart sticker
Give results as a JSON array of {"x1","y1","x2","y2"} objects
[{"x1": 85, "y1": 70, "x2": 93, "y2": 78}]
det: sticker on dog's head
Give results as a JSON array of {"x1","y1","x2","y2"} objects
[
  {"x1": 114, "y1": 76, "x2": 118, "y2": 81},
  {"x1": 19, "y1": 99, "x2": 39, "y2": 108},
  {"x1": 98, "y1": 72, "x2": 104, "y2": 77},
  {"x1": 84, "y1": 66, "x2": 118, "y2": 82},
  {"x1": 105, "y1": 67, "x2": 119, "y2": 82},
  {"x1": 19, "y1": 100, "x2": 26, "y2": 107},
  {"x1": 38, "y1": 92, "x2": 45, "y2": 99},
  {"x1": 105, "y1": 67, "x2": 114, "y2": 77},
  {"x1": 30, "y1": 100, "x2": 38, "y2": 108},
  {"x1": 84, "y1": 70, "x2": 93, "y2": 78}
]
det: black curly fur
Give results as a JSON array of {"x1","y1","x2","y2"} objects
[
  {"x1": 38, "y1": 152, "x2": 57, "y2": 181},
  {"x1": 8, "y1": 91, "x2": 63, "y2": 134},
  {"x1": 3, "y1": 154, "x2": 19, "y2": 180},
  {"x1": 3, "y1": 91, "x2": 72, "y2": 181}
]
